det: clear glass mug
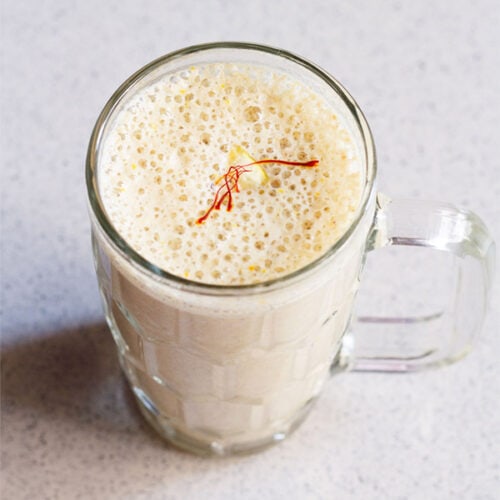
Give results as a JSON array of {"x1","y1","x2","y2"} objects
[{"x1": 86, "y1": 42, "x2": 495, "y2": 456}]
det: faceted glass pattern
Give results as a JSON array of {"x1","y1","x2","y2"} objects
[{"x1": 91, "y1": 214, "x2": 370, "y2": 455}]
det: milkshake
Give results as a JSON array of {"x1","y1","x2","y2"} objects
[
  {"x1": 99, "y1": 63, "x2": 362, "y2": 284},
  {"x1": 90, "y1": 49, "x2": 373, "y2": 454}
]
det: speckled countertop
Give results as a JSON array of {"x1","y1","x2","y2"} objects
[{"x1": 2, "y1": 1, "x2": 499, "y2": 499}]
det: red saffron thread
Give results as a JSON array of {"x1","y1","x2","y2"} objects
[{"x1": 196, "y1": 158, "x2": 319, "y2": 224}]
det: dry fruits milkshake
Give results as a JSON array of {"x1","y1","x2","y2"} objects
[
  {"x1": 100, "y1": 64, "x2": 362, "y2": 284},
  {"x1": 89, "y1": 46, "x2": 374, "y2": 455}
]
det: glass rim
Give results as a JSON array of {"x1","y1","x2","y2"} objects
[{"x1": 86, "y1": 41, "x2": 377, "y2": 295}]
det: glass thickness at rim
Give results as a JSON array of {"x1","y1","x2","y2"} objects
[{"x1": 86, "y1": 41, "x2": 376, "y2": 293}]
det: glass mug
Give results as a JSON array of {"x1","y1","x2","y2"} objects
[{"x1": 86, "y1": 42, "x2": 495, "y2": 456}]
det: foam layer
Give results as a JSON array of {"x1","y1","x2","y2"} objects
[{"x1": 99, "y1": 63, "x2": 362, "y2": 285}]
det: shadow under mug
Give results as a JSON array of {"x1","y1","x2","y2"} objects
[{"x1": 86, "y1": 42, "x2": 495, "y2": 456}]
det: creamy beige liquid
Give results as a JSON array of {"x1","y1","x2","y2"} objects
[
  {"x1": 95, "y1": 63, "x2": 366, "y2": 453},
  {"x1": 100, "y1": 63, "x2": 362, "y2": 284}
]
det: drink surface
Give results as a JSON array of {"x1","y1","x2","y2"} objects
[{"x1": 99, "y1": 63, "x2": 363, "y2": 285}]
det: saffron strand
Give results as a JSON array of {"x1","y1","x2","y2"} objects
[
  {"x1": 242, "y1": 159, "x2": 319, "y2": 169},
  {"x1": 196, "y1": 158, "x2": 318, "y2": 224}
]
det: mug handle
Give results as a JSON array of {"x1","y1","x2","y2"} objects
[{"x1": 333, "y1": 195, "x2": 495, "y2": 373}]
